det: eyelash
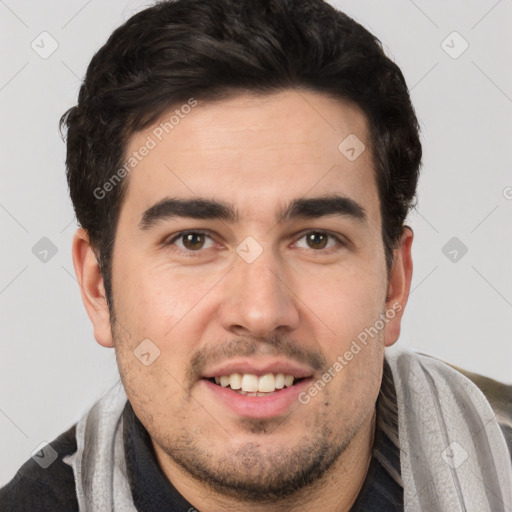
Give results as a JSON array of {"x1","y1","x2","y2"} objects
[{"x1": 164, "y1": 229, "x2": 345, "y2": 258}]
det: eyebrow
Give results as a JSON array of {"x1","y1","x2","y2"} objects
[{"x1": 138, "y1": 194, "x2": 367, "y2": 230}]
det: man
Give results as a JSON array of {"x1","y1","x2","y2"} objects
[{"x1": 1, "y1": 0, "x2": 511, "y2": 510}]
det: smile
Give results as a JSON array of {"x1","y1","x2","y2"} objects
[{"x1": 209, "y1": 372, "x2": 300, "y2": 395}]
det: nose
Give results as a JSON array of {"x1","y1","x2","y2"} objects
[{"x1": 217, "y1": 248, "x2": 300, "y2": 338}]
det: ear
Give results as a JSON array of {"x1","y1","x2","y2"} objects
[
  {"x1": 384, "y1": 226, "x2": 413, "y2": 347},
  {"x1": 71, "y1": 228, "x2": 114, "y2": 348}
]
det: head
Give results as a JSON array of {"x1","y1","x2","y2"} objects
[{"x1": 64, "y1": 0, "x2": 420, "y2": 504}]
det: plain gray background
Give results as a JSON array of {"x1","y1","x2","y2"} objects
[{"x1": 1, "y1": 0, "x2": 511, "y2": 485}]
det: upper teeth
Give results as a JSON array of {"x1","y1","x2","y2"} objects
[{"x1": 214, "y1": 373, "x2": 295, "y2": 392}]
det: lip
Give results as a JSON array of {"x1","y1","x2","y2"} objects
[
  {"x1": 200, "y1": 377, "x2": 312, "y2": 419},
  {"x1": 201, "y1": 357, "x2": 314, "y2": 379}
]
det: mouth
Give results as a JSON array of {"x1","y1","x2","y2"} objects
[
  {"x1": 204, "y1": 372, "x2": 308, "y2": 396},
  {"x1": 199, "y1": 359, "x2": 315, "y2": 418},
  {"x1": 199, "y1": 369, "x2": 313, "y2": 419}
]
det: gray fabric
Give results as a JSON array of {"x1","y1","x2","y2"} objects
[
  {"x1": 63, "y1": 347, "x2": 512, "y2": 511},
  {"x1": 63, "y1": 382, "x2": 137, "y2": 511},
  {"x1": 386, "y1": 346, "x2": 512, "y2": 512}
]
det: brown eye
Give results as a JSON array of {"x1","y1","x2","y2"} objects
[
  {"x1": 182, "y1": 232, "x2": 206, "y2": 250},
  {"x1": 294, "y1": 231, "x2": 343, "y2": 252},
  {"x1": 166, "y1": 230, "x2": 216, "y2": 254},
  {"x1": 306, "y1": 232, "x2": 328, "y2": 249}
]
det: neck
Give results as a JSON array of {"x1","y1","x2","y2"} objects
[{"x1": 153, "y1": 408, "x2": 376, "y2": 512}]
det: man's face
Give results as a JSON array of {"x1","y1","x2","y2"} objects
[{"x1": 99, "y1": 90, "x2": 404, "y2": 499}]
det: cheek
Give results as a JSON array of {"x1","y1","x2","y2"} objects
[
  {"x1": 112, "y1": 280, "x2": 193, "y2": 431},
  {"x1": 111, "y1": 262, "x2": 222, "y2": 398},
  {"x1": 114, "y1": 259, "x2": 220, "y2": 338},
  {"x1": 297, "y1": 263, "x2": 387, "y2": 405},
  {"x1": 300, "y1": 265, "x2": 387, "y2": 341}
]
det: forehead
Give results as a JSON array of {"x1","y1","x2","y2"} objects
[{"x1": 119, "y1": 89, "x2": 379, "y2": 228}]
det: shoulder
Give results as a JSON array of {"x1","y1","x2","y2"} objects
[
  {"x1": 388, "y1": 348, "x2": 512, "y2": 463},
  {"x1": 441, "y1": 358, "x2": 512, "y2": 462},
  {"x1": 0, "y1": 425, "x2": 79, "y2": 512}
]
